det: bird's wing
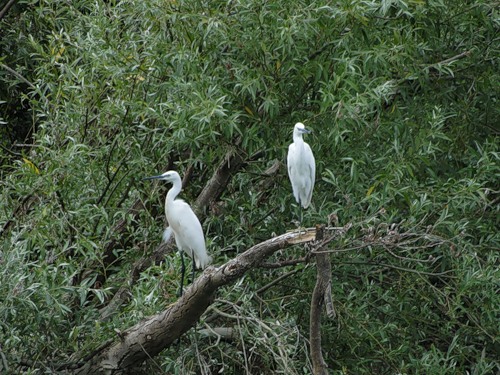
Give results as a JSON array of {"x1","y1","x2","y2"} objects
[
  {"x1": 175, "y1": 202, "x2": 210, "y2": 268},
  {"x1": 162, "y1": 227, "x2": 173, "y2": 242},
  {"x1": 305, "y1": 143, "x2": 316, "y2": 182},
  {"x1": 174, "y1": 202, "x2": 206, "y2": 248},
  {"x1": 287, "y1": 144, "x2": 295, "y2": 176},
  {"x1": 305, "y1": 143, "x2": 316, "y2": 204}
]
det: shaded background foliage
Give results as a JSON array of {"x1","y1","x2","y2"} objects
[{"x1": 0, "y1": 0, "x2": 498, "y2": 373}]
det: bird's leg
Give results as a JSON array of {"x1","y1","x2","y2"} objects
[
  {"x1": 191, "y1": 252, "x2": 196, "y2": 284},
  {"x1": 178, "y1": 251, "x2": 185, "y2": 297},
  {"x1": 292, "y1": 201, "x2": 300, "y2": 228},
  {"x1": 298, "y1": 204, "x2": 306, "y2": 236},
  {"x1": 299, "y1": 204, "x2": 304, "y2": 228},
  {"x1": 294, "y1": 199, "x2": 304, "y2": 234},
  {"x1": 175, "y1": 251, "x2": 185, "y2": 347}
]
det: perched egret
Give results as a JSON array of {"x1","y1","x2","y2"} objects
[
  {"x1": 287, "y1": 122, "x2": 316, "y2": 224},
  {"x1": 144, "y1": 170, "x2": 211, "y2": 295}
]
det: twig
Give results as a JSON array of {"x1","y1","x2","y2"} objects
[
  {"x1": 0, "y1": 144, "x2": 23, "y2": 157},
  {"x1": 0, "y1": 63, "x2": 34, "y2": 88},
  {"x1": 250, "y1": 205, "x2": 280, "y2": 228},
  {"x1": 198, "y1": 326, "x2": 236, "y2": 340},
  {"x1": 13, "y1": 143, "x2": 38, "y2": 147},
  {"x1": 382, "y1": 244, "x2": 439, "y2": 264},
  {"x1": 308, "y1": 41, "x2": 336, "y2": 61},
  {"x1": 260, "y1": 257, "x2": 308, "y2": 268},
  {"x1": 0, "y1": 0, "x2": 17, "y2": 20},
  {"x1": 339, "y1": 261, "x2": 457, "y2": 277},
  {"x1": 0, "y1": 195, "x2": 38, "y2": 238},
  {"x1": 206, "y1": 302, "x2": 295, "y2": 373},
  {"x1": 433, "y1": 50, "x2": 471, "y2": 66},
  {"x1": 256, "y1": 268, "x2": 300, "y2": 295}
]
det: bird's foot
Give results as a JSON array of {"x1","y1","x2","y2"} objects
[{"x1": 177, "y1": 287, "x2": 184, "y2": 298}]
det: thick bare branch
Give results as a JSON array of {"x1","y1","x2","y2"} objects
[
  {"x1": 77, "y1": 228, "x2": 323, "y2": 374},
  {"x1": 309, "y1": 225, "x2": 332, "y2": 375},
  {"x1": 194, "y1": 146, "x2": 245, "y2": 212},
  {"x1": 259, "y1": 257, "x2": 308, "y2": 268}
]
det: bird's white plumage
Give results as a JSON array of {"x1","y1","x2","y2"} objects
[
  {"x1": 165, "y1": 195, "x2": 211, "y2": 269},
  {"x1": 147, "y1": 171, "x2": 211, "y2": 269},
  {"x1": 287, "y1": 122, "x2": 315, "y2": 209}
]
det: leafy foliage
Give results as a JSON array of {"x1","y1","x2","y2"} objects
[{"x1": 0, "y1": 0, "x2": 498, "y2": 373}]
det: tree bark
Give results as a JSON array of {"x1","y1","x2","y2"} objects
[{"x1": 75, "y1": 228, "x2": 324, "y2": 374}]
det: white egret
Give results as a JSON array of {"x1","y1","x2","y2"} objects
[
  {"x1": 144, "y1": 170, "x2": 211, "y2": 295},
  {"x1": 287, "y1": 122, "x2": 316, "y2": 224}
]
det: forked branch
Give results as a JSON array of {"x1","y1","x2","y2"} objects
[{"x1": 76, "y1": 228, "x2": 328, "y2": 374}]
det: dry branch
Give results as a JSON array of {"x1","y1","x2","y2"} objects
[
  {"x1": 256, "y1": 268, "x2": 301, "y2": 295},
  {"x1": 194, "y1": 146, "x2": 245, "y2": 212},
  {"x1": 255, "y1": 159, "x2": 282, "y2": 205},
  {"x1": 198, "y1": 326, "x2": 236, "y2": 341},
  {"x1": 76, "y1": 228, "x2": 325, "y2": 374},
  {"x1": 309, "y1": 225, "x2": 332, "y2": 375}
]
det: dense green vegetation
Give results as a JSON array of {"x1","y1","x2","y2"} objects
[{"x1": 1, "y1": 0, "x2": 498, "y2": 373}]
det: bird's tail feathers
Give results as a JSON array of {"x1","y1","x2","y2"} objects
[
  {"x1": 195, "y1": 254, "x2": 212, "y2": 269},
  {"x1": 162, "y1": 227, "x2": 173, "y2": 242}
]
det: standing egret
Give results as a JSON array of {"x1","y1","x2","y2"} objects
[
  {"x1": 144, "y1": 170, "x2": 211, "y2": 295},
  {"x1": 287, "y1": 122, "x2": 316, "y2": 224}
]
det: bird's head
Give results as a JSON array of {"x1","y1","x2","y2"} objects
[
  {"x1": 294, "y1": 122, "x2": 312, "y2": 136},
  {"x1": 143, "y1": 170, "x2": 181, "y2": 183}
]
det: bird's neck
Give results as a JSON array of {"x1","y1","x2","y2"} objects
[
  {"x1": 293, "y1": 133, "x2": 304, "y2": 146},
  {"x1": 166, "y1": 178, "x2": 182, "y2": 205}
]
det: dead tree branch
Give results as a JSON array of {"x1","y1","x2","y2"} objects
[
  {"x1": 309, "y1": 225, "x2": 333, "y2": 375},
  {"x1": 194, "y1": 146, "x2": 245, "y2": 213},
  {"x1": 76, "y1": 228, "x2": 327, "y2": 374}
]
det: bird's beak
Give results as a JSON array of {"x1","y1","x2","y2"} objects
[
  {"x1": 300, "y1": 128, "x2": 312, "y2": 134},
  {"x1": 143, "y1": 174, "x2": 164, "y2": 181}
]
